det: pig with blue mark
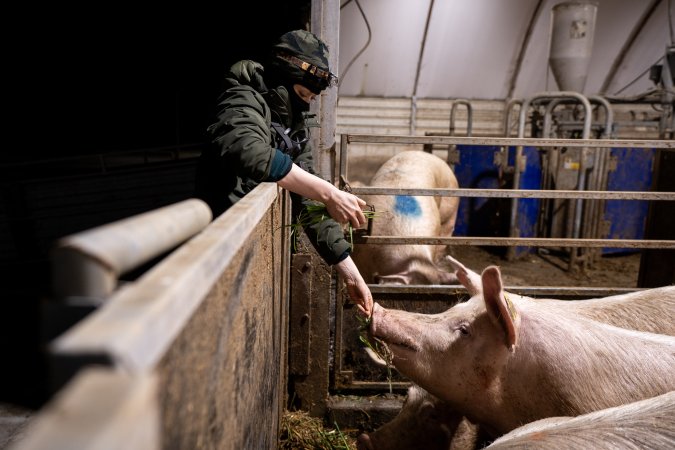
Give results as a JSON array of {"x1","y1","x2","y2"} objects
[{"x1": 351, "y1": 150, "x2": 459, "y2": 285}]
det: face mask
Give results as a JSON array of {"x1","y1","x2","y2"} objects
[{"x1": 288, "y1": 84, "x2": 310, "y2": 114}]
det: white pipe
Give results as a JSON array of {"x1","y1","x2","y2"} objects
[{"x1": 51, "y1": 199, "x2": 212, "y2": 301}]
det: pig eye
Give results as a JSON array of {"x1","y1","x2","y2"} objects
[{"x1": 458, "y1": 324, "x2": 470, "y2": 336}]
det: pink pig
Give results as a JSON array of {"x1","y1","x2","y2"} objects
[
  {"x1": 368, "y1": 265, "x2": 675, "y2": 438},
  {"x1": 486, "y1": 390, "x2": 675, "y2": 449},
  {"x1": 359, "y1": 257, "x2": 675, "y2": 449}
]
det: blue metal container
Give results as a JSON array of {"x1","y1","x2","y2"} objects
[
  {"x1": 603, "y1": 147, "x2": 655, "y2": 254},
  {"x1": 453, "y1": 145, "x2": 541, "y2": 257}
]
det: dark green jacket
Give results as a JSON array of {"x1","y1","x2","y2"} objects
[{"x1": 196, "y1": 60, "x2": 351, "y2": 265}]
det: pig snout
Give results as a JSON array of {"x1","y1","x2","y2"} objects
[
  {"x1": 356, "y1": 433, "x2": 375, "y2": 450},
  {"x1": 370, "y1": 303, "x2": 420, "y2": 353}
]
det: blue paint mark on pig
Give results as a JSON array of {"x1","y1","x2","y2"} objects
[{"x1": 394, "y1": 195, "x2": 422, "y2": 217}]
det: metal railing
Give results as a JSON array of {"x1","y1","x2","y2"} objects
[{"x1": 338, "y1": 133, "x2": 675, "y2": 295}]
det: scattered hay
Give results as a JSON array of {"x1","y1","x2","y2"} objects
[{"x1": 279, "y1": 409, "x2": 357, "y2": 449}]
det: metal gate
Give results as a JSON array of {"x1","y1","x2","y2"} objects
[{"x1": 289, "y1": 133, "x2": 675, "y2": 427}]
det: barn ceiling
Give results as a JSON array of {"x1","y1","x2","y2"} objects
[{"x1": 337, "y1": 0, "x2": 674, "y2": 100}]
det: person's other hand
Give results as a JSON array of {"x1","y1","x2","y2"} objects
[
  {"x1": 335, "y1": 256, "x2": 373, "y2": 317},
  {"x1": 325, "y1": 190, "x2": 367, "y2": 229}
]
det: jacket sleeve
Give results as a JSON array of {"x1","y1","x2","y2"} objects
[{"x1": 292, "y1": 145, "x2": 352, "y2": 265}]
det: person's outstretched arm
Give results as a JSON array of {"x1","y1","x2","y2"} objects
[{"x1": 277, "y1": 163, "x2": 367, "y2": 228}]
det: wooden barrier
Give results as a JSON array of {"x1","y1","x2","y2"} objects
[
  {"x1": 10, "y1": 368, "x2": 160, "y2": 450},
  {"x1": 16, "y1": 183, "x2": 290, "y2": 449}
]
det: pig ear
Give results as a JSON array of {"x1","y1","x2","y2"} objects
[
  {"x1": 445, "y1": 255, "x2": 482, "y2": 295},
  {"x1": 481, "y1": 266, "x2": 518, "y2": 351}
]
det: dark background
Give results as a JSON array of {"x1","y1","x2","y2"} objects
[{"x1": 2, "y1": 1, "x2": 309, "y2": 408}]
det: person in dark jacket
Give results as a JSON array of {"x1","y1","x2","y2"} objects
[{"x1": 196, "y1": 29, "x2": 373, "y2": 316}]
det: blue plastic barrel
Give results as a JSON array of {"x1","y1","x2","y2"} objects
[{"x1": 603, "y1": 147, "x2": 655, "y2": 254}]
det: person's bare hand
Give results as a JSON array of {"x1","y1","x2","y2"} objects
[
  {"x1": 325, "y1": 189, "x2": 367, "y2": 228},
  {"x1": 335, "y1": 257, "x2": 373, "y2": 317},
  {"x1": 345, "y1": 279, "x2": 373, "y2": 317}
]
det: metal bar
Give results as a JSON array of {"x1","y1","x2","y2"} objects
[
  {"x1": 350, "y1": 187, "x2": 675, "y2": 201},
  {"x1": 339, "y1": 134, "x2": 349, "y2": 187},
  {"x1": 344, "y1": 134, "x2": 675, "y2": 149},
  {"x1": 368, "y1": 284, "x2": 642, "y2": 296},
  {"x1": 587, "y1": 96, "x2": 614, "y2": 267},
  {"x1": 449, "y1": 100, "x2": 473, "y2": 137},
  {"x1": 351, "y1": 236, "x2": 675, "y2": 249},
  {"x1": 514, "y1": 93, "x2": 594, "y2": 265}
]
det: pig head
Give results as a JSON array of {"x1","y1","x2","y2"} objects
[
  {"x1": 368, "y1": 265, "x2": 675, "y2": 435},
  {"x1": 445, "y1": 255, "x2": 675, "y2": 335},
  {"x1": 356, "y1": 384, "x2": 482, "y2": 450},
  {"x1": 351, "y1": 150, "x2": 459, "y2": 285}
]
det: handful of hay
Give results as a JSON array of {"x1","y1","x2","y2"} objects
[
  {"x1": 356, "y1": 314, "x2": 395, "y2": 394},
  {"x1": 288, "y1": 201, "x2": 378, "y2": 251}
]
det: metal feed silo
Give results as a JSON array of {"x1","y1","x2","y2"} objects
[{"x1": 548, "y1": 1, "x2": 598, "y2": 92}]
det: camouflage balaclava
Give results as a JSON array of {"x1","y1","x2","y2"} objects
[{"x1": 268, "y1": 29, "x2": 337, "y2": 95}]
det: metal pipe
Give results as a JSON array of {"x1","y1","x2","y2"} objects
[
  {"x1": 339, "y1": 135, "x2": 349, "y2": 188},
  {"x1": 449, "y1": 100, "x2": 473, "y2": 137},
  {"x1": 510, "y1": 92, "x2": 592, "y2": 262},
  {"x1": 352, "y1": 235, "x2": 675, "y2": 249},
  {"x1": 542, "y1": 98, "x2": 564, "y2": 138},
  {"x1": 519, "y1": 96, "x2": 613, "y2": 263},
  {"x1": 586, "y1": 95, "x2": 614, "y2": 266},
  {"x1": 350, "y1": 186, "x2": 674, "y2": 201},
  {"x1": 503, "y1": 99, "x2": 524, "y2": 137},
  {"x1": 410, "y1": 96, "x2": 417, "y2": 135},
  {"x1": 539, "y1": 98, "x2": 565, "y2": 241},
  {"x1": 368, "y1": 285, "x2": 642, "y2": 297},
  {"x1": 499, "y1": 98, "x2": 523, "y2": 180},
  {"x1": 344, "y1": 134, "x2": 675, "y2": 149},
  {"x1": 51, "y1": 199, "x2": 212, "y2": 301}
]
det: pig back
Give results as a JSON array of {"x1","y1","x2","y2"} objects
[
  {"x1": 539, "y1": 286, "x2": 675, "y2": 336},
  {"x1": 486, "y1": 390, "x2": 675, "y2": 449}
]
